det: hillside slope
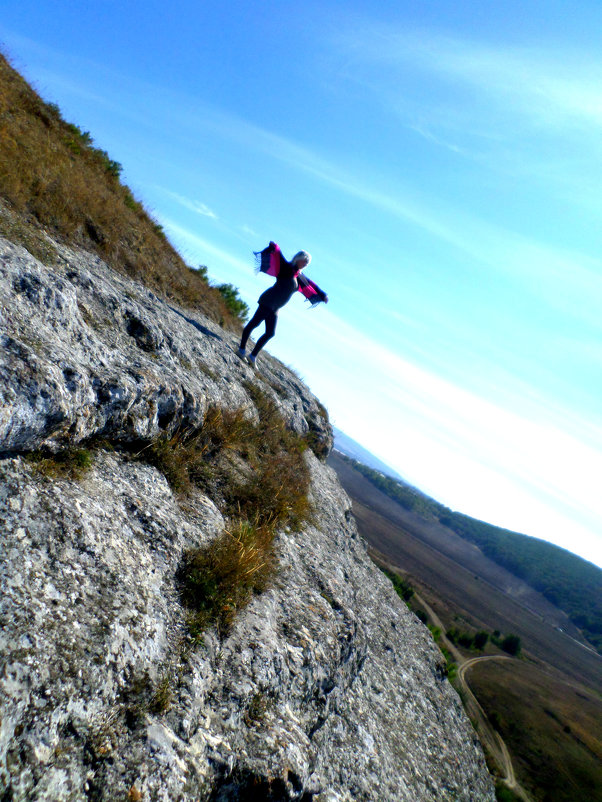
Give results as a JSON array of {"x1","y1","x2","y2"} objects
[
  {"x1": 0, "y1": 235, "x2": 495, "y2": 801},
  {"x1": 0, "y1": 51, "x2": 237, "y2": 328},
  {"x1": 330, "y1": 452, "x2": 602, "y2": 691},
  {"x1": 329, "y1": 452, "x2": 602, "y2": 801},
  {"x1": 338, "y1": 455, "x2": 602, "y2": 653}
]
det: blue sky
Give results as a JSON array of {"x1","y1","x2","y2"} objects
[{"x1": 2, "y1": 1, "x2": 602, "y2": 567}]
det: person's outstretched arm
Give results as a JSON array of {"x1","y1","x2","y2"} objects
[{"x1": 297, "y1": 273, "x2": 328, "y2": 304}]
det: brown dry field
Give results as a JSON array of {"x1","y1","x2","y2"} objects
[
  {"x1": 468, "y1": 659, "x2": 602, "y2": 802},
  {"x1": 328, "y1": 452, "x2": 602, "y2": 799},
  {"x1": 329, "y1": 452, "x2": 602, "y2": 691}
]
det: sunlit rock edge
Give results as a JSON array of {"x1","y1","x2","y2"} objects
[{"x1": 0, "y1": 237, "x2": 495, "y2": 801}]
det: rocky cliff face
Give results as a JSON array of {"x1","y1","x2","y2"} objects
[{"x1": 0, "y1": 236, "x2": 495, "y2": 801}]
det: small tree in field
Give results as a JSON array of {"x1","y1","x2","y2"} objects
[
  {"x1": 458, "y1": 632, "x2": 475, "y2": 649},
  {"x1": 501, "y1": 634, "x2": 521, "y2": 656}
]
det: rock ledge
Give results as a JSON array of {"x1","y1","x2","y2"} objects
[{"x1": 0, "y1": 238, "x2": 495, "y2": 801}]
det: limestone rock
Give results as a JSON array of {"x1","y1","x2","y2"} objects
[{"x1": 0, "y1": 237, "x2": 494, "y2": 801}]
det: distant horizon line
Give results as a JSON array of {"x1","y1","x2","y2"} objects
[{"x1": 331, "y1": 427, "x2": 602, "y2": 572}]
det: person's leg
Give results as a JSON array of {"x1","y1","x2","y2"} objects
[
  {"x1": 240, "y1": 306, "x2": 267, "y2": 351},
  {"x1": 250, "y1": 310, "x2": 277, "y2": 357}
]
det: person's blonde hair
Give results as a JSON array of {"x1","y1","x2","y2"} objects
[{"x1": 291, "y1": 250, "x2": 311, "y2": 267}]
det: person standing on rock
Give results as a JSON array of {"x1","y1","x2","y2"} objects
[{"x1": 237, "y1": 241, "x2": 328, "y2": 369}]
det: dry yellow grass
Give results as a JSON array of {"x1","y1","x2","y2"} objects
[
  {"x1": 0, "y1": 50, "x2": 315, "y2": 639},
  {"x1": 0, "y1": 51, "x2": 239, "y2": 329},
  {"x1": 180, "y1": 519, "x2": 276, "y2": 637},
  {"x1": 144, "y1": 389, "x2": 311, "y2": 636}
]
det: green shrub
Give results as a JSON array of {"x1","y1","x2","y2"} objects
[
  {"x1": 458, "y1": 632, "x2": 475, "y2": 649},
  {"x1": 124, "y1": 192, "x2": 140, "y2": 211},
  {"x1": 97, "y1": 150, "x2": 123, "y2": 177},
  {"x1": 428, "y1": 625, "x2": 442, "y2": 641},
  {"x1": 27, "y1": 447, "x2": 93, "y2": 480},
  {"x1": 382, "y1": 567, "x2": 414, "y2": 602},
  {"x1": 435, "y1": 640, "x2": 457, "y2": 680},
  {"x1": 65, "y1": 123, "x2": 92, "y2": 145},
  {"x1": 152, "y1": 221, "x2": 166, "y2": 239},
  {"x1": 495, "y1": 781, "x2": 522, "y2": 801},
  {"x1": 215, "y1": 283, "x2": 249, "y2": 323},
  {"x1": 501, "y1": 634, "x2": 521, "y2": 656},
  {"x1": 445, "y1": 658, "x2": 457, "y2": 681}
]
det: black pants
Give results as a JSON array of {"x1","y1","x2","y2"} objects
[{"x1": 240, "y1": 304, "x2": 277, "y2": 356}]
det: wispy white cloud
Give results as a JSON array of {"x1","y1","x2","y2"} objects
[
  {"x1": 423, "y1": 38, "x2": 602, "y2": 131},
  {"x1": 325, "y1": 18, "x2": 602, "y2": 217},
  {"x1": 153, "y1": 98, "x2": 480, "y2": 254},
  {"x1": 143, "y1": 224, "x2": 602, "y2": 565},
  {"x1": 157, "y1": 217, "x2": 245, "y2": 270},
  {"x1": 331, "y1": 24, "x2": 602, "y2": 132},
  {"x1": 408, "y1": 123, "x2": 467, "y2": 155},
  {"x1": 161, "y1": 90, "x2": 602, "y2": 326},
  {"x1": 290, "y1": 308, "x2": 602, "y2": 559},
  {"x1": 158, "y1": 188, "x2": 218, "y2": 219}
]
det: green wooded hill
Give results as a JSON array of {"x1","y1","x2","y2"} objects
[{"x1": 343, "y1": 455, "x2": 602, "y2": 653}]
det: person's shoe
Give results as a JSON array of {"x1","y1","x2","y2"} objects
[
  {"x1": 236, "y1": 347, "x2": 247, "y2": 360},
  {"x1": 247, "y1": 354, "x2": 257, "y2": 370}
]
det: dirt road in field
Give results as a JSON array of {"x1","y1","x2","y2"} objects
[
  {"x1": 330, "y1": 453, "x2": 602, "y2": 692},
  {"x1": 329, "y1": 454, "x2": 602, "y2": 800},
  {"x1": 457, "y1": 657, "x2": 522, "y2": 795},
  {"x1": 373, "y1": 553, "x2": 532, "y2": 801},
  {"x1": 418, "y1": 589, "x2": 532, "y2": 802}
]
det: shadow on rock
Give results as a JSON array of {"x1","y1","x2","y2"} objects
[{"x1": 169, "y1": 305, "x2": 223, "y2": 341}]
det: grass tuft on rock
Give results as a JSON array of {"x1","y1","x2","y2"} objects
[
  {"x1": 137, "y1": 385, "x2": 311, "y2": 636},
  {"x1": 180, "y1": 519, "x2": 275, "y2": 636},
  {"x1": 26, "y1": 447, "x2": 94, "y2": 481}
]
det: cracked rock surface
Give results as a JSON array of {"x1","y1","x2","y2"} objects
[{"x1": 0, "y1": 237, "x2": 495, "y2": 801}]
